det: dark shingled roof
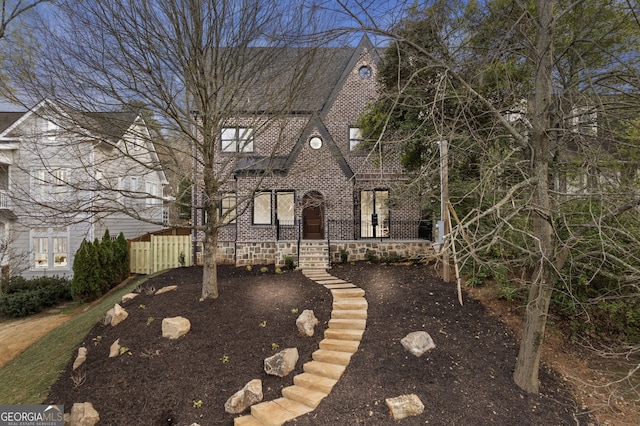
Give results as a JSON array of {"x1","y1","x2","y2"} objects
[{"x1": 0, "y1": 112, "x2": 26, "y2": 134}]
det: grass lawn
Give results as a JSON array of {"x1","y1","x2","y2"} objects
[{"x1": 0, "y1": 275, "x2": 149, "y2": 404}]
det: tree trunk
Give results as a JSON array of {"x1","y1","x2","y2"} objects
[
  {"x1": 201, "y1": 223, "x2": 219, "y2": 300},
  {"x1": 513, "y1": 0, "x2": 555, "y2": 394}
]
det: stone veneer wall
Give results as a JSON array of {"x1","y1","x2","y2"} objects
[{"x1": 201, "y1": 240, "x2": 432, "y2": 267}]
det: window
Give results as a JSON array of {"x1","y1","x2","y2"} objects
[
  {"x1": 360, "y1": 190, "x2": 389, "y2": 238},
  {"x1": 34, "y1": 238, "x2": 48, "y2": 268},
  {"x1": 276, "y1": 191, "x2": 295, "y2": 225},
  {"x1": 349, "y1": 127, "x2": 364, "y2": 151},
  {"x1": 145, "y1": 181, "x2": 158, "y2": 206},
  {"x1": 220, "y1": 192, "x2": 236, "y2": 224},
  {"x1": 32, "y1": 228, "x2": 69, "y2": 269},
  {"x1": 221, "y1": 127, "x2": 254, "y2": 153},
  {"x1": 253, "y1": 191, "x2": 271, "y2": 225},
  {"x1": 32, "y1": 169, "x2": 69, "y2": 202},
  {"x1": 570, "y1": 106, "x2": 597, "y2": 136}
]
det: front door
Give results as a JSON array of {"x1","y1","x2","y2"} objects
[{"x1": 302, "y1": 192, "x2": 324, "y2": 239}]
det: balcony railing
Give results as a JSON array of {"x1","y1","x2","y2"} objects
[{"x1": 272, "y1": 219, "x2": 431, "y2": 241}]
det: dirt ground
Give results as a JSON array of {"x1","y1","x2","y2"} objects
[
  {"x1": 34, "y1": 262, "x2": 601, "y2": 425},
  {"x1": 0, "y1": 312, "x2": 76, "y2": 369}
]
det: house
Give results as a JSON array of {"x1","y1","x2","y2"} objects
[
  {"x1": 192, "y1": 37, "x2": 430, "y2": 268},
  {"x1": 0, "y1": 100, "x2": 168, "y2": 279}
]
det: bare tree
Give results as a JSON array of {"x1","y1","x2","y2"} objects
[
  {"x1": 6, "y1": 0, "x2": 338, "y2": 298},
  {"x1": 341, "y1": 0, "x2": 640, "y2": 395}
]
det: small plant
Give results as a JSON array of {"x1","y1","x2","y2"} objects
[
  {"x1": 275, "y1": 267, "x2": 283, "y2": 274},
  {"x1": 193, "y1": 400, "x2": 203, "y2": 409},
  {"x1": 92, "y1": 335, "x2": 102, "y2": 346},
  {"x1": 119, "y1": 346, "x2": 132, "y2": 356},
  {"x1": 140, "y1": 349, "x2": 160, "y2": 358},
  {"x1": 146, "y1": 317, "x2": 154, "y2": 326},
  {"x1": 178, "y1": 252, "x2": 186, "y2": 267},
  {"x1": 284, "y1": 255, "x2": 295, "y2": 270},
  {"x1": 271, "y1": 343, "x2": 280, "y2": 351},
  {"x1": 246, "y1": 265, "x2": 252, "y2": 271},
  {"x1": 339, "y1": 248, "x2": 348, "y2": 263},
  {"x1": 260, "y1": 266, "x2": 268, "y2": 274},
  {"x1": 364, "y1": 249, "x2": 378, "y2": 263},
  {"x1": 138, "y1": 304, "x2": 146, "y2": 310},
  {"x1": 259, "y1": 320, "x2": 267, "y2": 327},
  {"x1": 70, "y1": 370, "x2": 86, "y2": 388},
  {"x1": 291, "y1": 308, "x2": 298, "y2": 314},
  {"x1": 221, "y1": 355, "x2": 229, "y2": 364}
]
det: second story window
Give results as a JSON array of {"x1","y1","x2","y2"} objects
[
  {"x1": 221, "y1": 127, "x2": 254, "y2": 153},
  {"x1": 349, "y1": 127, "x2": 364, "y2": 151},
  {"x1": 33, "y1": 168, "x2": 69, "y2": 202}
]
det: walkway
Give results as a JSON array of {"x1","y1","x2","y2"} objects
[{"x1": 234, "y1": 268, "x2": 368, "y2": 425}]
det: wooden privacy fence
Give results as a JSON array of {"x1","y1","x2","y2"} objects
[{"x1": 130, "y1": 234, "x2": 193, "y2": 274}]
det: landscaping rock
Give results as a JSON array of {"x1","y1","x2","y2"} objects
[
  {"x1": 155, "y1": 285, "x2": 178, "y2": 295},
  {"x1": 109, "y1": 339, "x2": 120, "y2": 358},
  {"x1": 121, "y1": 293, "x2": 138, "y2": 303},
  {"x1": 106, "y1": 303, "x2": 128, "y2": 326},
  {"x1": 162, "y1": 316, "x2": 191, "y2": 339},
  {"x1": 401, "y1": 331, "x2": 435, "y2": 357},
  {"x1": 264, "y1": 348, "x2": 298, "y2": 377},
  {"x1": 296, "y1": 309, "x2": 319, "y2": 337},
  {"x1": 385, "y1": 394, "x2": 424, "y2": 420},
  {"x1": 224, "y1": 379, "x2": 263, "y2": 414},
  {"x1": 68, "y1": 402, "x2": 100, "y2": 426},
  {"x1": 72, "y1": 347, "x2": 87, "y2": 370}
]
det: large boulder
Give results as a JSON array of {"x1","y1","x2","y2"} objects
[
  {"x1": 68, "y1": 402, "x2": 100, "y2": 426},
  {"x1": 296, "y1": 309, "x2": 319, "y2": 337},
  {"x1": 224, "y1": 379, "x2": 263, "y2": 414},
  {"x1": 400, "y1": 331, "x2": 435, "y2": 357},
  {"x1": 264, "y1": 348, "x2": 299, "y2": 377},
  {"x1": 385, "y1": 394, "x2": 425, "y2": 420},
  {"x1": 73, "y1": 347, "x2": 87, "y2": 370},
  {"x1": 105, "y1": 303, "x2": 129, "y2": 326},
  {"x1": 162, "y1": 316, "x2": 191, "y2": 339}
]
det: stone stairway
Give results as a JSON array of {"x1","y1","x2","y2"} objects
[
  {"x1": 234, "y1": 269, "x2": 367, "y2": 425},
  {"x1": 297, "y1": 242, "x2": 330, "y2": 269}
]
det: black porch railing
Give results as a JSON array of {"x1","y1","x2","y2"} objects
[{"x1": 274, "y1": 219, "x2": 431, "y2": 241}]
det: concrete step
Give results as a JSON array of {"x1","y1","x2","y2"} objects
[
  {"x1": 303, "y1": 360, "x2": 346, "y2": 380},
  {"x1": 330, "y1": 288, "x2": 365, "y2": 298},
  {"x1": 282, "y1": 385, "x2": 328, "y2": 409},
  {"x1": 312, "y1": 349, "x2": 353, "y2": 366},
  {"x1": 250, "y1": 398, "x2": 313, "y2": 426},
  {"x1": 328, "y1": 318, "x2": 366, "y2": 330},
  {"x1": 316, "y1": 279, "x2": 348, "y2": 285},
  {"x1": 294, "y1": 372, "x2": 338, "y2": 394},
  {"x1": 331, "y1": 309, "x2": 367, "y2": 320},
  {"x1": 319, "y1": 338, "x2": 360, "y2": 353},
  {"x1": 333, "y1": 297, "x2": 368, "y2": 310},
  {"x1": 323, "y1": 283, "x2": 357, "y2": 289},
  {"x1": 325, "y1": 328, "x2": 365, "y2": 341},
  {"x1": 233, "y1": 415, "x2": 264, "y2": 426}
]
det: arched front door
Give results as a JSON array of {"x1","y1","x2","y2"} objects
[{"x1": 302, "y1": 191, "x2": 324, "y2": 239}]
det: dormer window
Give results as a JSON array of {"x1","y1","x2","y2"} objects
[{"x1": 222, "y1": 127, "x2": 254, "y2": 153}]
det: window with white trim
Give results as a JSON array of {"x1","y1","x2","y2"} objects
[
  {"x1": 145, "y1": 181, "x2": 158, "y2": 205},
  {"x1": 349, "y1": 127, "x2": 364, "y2": 151},
  {"x1": 31, "y1": 227, "x2": 69, "y2": 269},
  {"x1": 221, "y1": 127, "x2": 254, "y2": 153},
  {"x1": 32, "y1": 168, "x2": 69, "y2": 202},
  {"x1": 253, "y1": 192, "x2": 271, "y2": 225}
]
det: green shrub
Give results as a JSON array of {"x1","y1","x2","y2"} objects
[
  {"x1": 0, "y1": 277, "x2": 71, "y2": 318},
  {"x1": 364, "y1": 250, "x2": 378, "y2": 262},
  {"x1": 114, "y1": 232, "x2": 129, "y2": 282},
  {"x1": 381, "y1": 251, "x2": 401, "y2": 264},
  {"x1": 71, "y1": 239, "x2": 103, "y2": 302},
  {"x1": 283, "y1": 255, "x2": 295, "y2": 271},
  {"x1": 339, "y1": 248, "x2": 348, "y2": 263}
]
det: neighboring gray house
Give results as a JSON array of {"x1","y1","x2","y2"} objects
[
  {"x1": 0, "y1": 100, "x2": 167, "y2": 279},
  {"x1": 193, "y1": 37, "x2": 430, "y2": 268}
]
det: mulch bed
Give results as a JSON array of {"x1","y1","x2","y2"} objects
[{"x1": 46, "y1": 262, "x2": 591, "y2": 425}]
